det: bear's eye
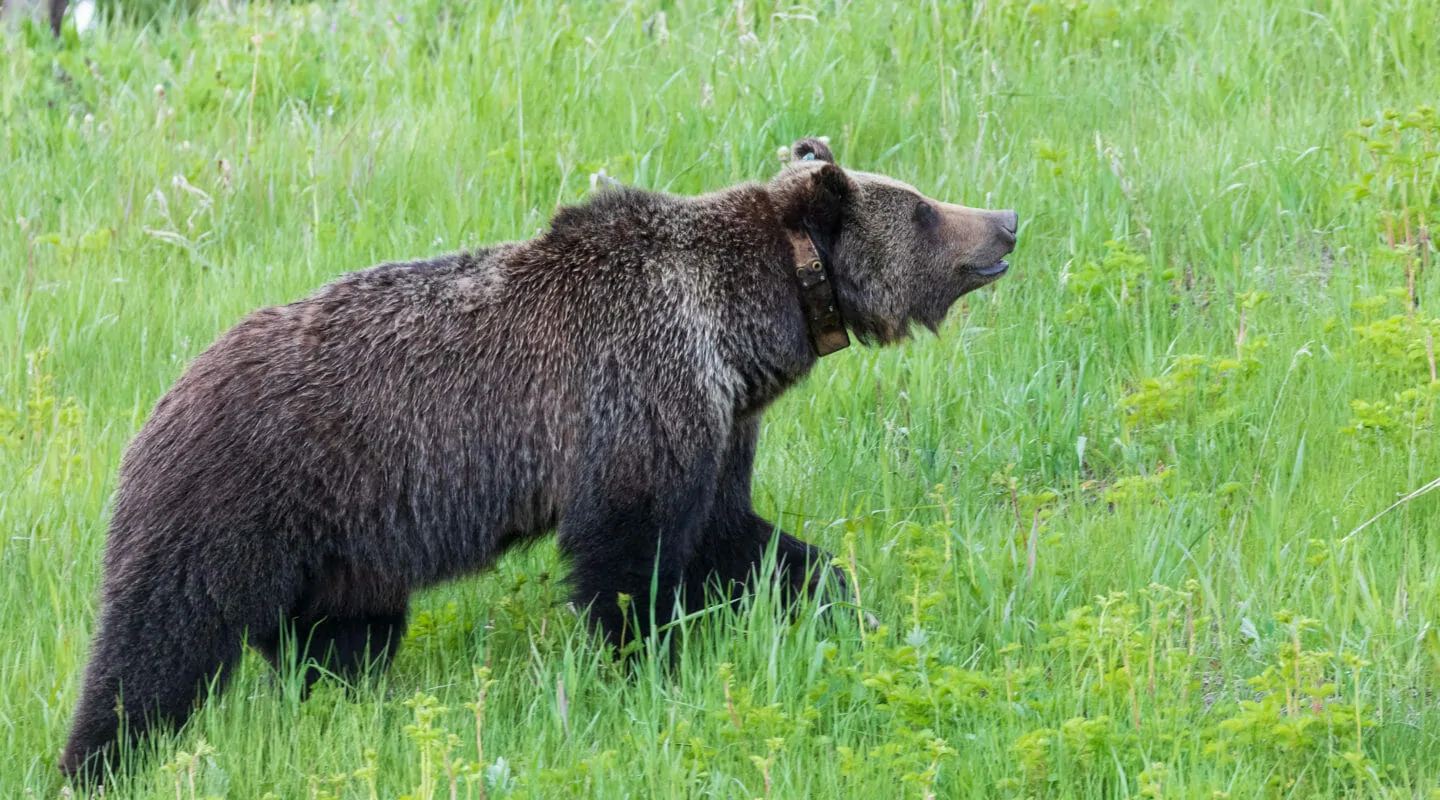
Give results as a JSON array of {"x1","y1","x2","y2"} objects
[{"x1": 914, "y1": 202, "x2": 940, "y2": 229}]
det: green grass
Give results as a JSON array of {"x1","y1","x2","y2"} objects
[{"x1": 4, "y1": 0, "x2": 1440, "y2": 795}]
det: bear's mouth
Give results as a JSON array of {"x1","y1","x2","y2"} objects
[{"x1": 974, "y1": 259, "x2": 1010, "y2": 278}]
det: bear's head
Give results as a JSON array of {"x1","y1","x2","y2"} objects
[{"x1": 771, "y1": 137, "x2": 1018, "y2": 344}]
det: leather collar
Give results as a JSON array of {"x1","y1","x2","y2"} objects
[{"x1": 787, "y1": 230, "x2": 850, "y2": 357}]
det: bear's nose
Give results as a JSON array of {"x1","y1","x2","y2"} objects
[
  {"x1": 993, "y1": 210, "x2": 1019, "y2": 249},
  {"x1": 999, "y1": 210, "x2": 1018, "y2": 237}
]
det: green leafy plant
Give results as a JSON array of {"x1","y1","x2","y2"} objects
[
  {"x1": 1120, "y1": 348, "x2": 1261, "y2": 429},
  {"x1": 1063, "y1": 240, "x2": 1154, "y2": 325},
  {"x1": 1207, "y1": 612, "x2": 1381, "y2": 792}
]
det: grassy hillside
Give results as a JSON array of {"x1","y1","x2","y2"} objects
[{"x1": 3, "y1": 0, "x2": 1439, "y2": 796}]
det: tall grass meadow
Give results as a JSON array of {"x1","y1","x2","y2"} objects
[{"x1": 3, "y1": 0, "x2": 1440, "y2": 795}]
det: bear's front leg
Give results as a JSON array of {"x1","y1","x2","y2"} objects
[
  {"x1": 558, "y1": 418, "x2": 721, "y2": 651},
  {"x1": 681, "y1": 416, "x2": 851, "y2": 612},
  {"x1": 690, "y1": 506, "x2": 851, "y2": 609}
]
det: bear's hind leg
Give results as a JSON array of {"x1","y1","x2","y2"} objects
[
  {"x1": 258, "y1": 571, "x2": 409, "y2": 691},
  {"x1": 60, "y1": 582, "x2": 246, "y2": 787},
  {"x1": 290, "y1": 609, "x2": 408, "y2": 688}
]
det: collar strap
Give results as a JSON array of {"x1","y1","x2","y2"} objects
[{"x1": 788, "y1": 230, "x2": 850, "y2": 357}]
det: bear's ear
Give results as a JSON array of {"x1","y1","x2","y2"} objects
[
  {"x1": 809, "y1": 162, "x2": 853, "y2": 218},
  {"x1": 773, "y1": 161, "x2": 854, "y2": 234},
  {"x1": 790, "y1": 137, "x2": 834, "y2": 164}
]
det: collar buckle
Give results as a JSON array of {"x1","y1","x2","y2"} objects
[{"x1": 788, "y1": 232, "x2": 850, "y2": 357}]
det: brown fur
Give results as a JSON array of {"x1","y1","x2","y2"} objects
[{"x1": 60, "y1": 139, "x2": 1018, "y2": 786}]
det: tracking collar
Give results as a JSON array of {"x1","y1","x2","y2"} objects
[{"x1": 787, "y1": 230, "x2": 850, "y2": 357}]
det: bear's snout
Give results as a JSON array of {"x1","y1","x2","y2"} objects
[
  {"x1": 979, "y1": 209, "x2": 1019, "y2": 276},
  {"x1": 942, "y1": 204, "x2": 1018, "y2": 280},
  {"x1": 983, "y1": 209, "x2": 1019, "y2": 266}
]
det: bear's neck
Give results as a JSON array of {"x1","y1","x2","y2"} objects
[{"x1": 686, "y1": 184, "x2": 832, "y2": 415}]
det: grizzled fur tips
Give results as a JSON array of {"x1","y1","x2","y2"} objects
[{"x1": 60, "y1": 139, "x2": 1019, "y2": 787}]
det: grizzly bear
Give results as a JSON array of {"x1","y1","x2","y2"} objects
[{"x1": 60, "y1": 138, "x2": 1018, "y2": 784}]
